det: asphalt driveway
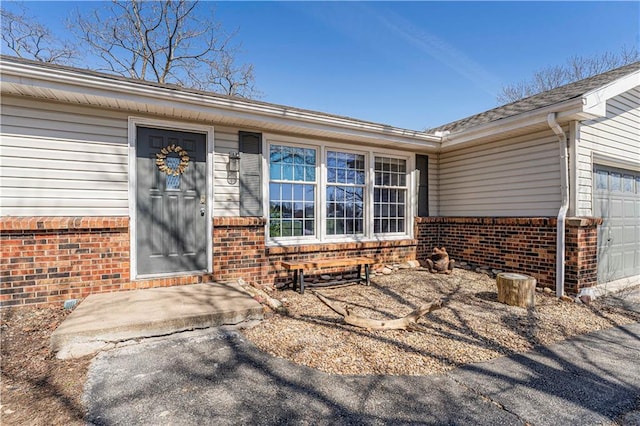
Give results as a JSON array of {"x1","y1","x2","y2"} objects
[{"x1": 84, "y1": 323, "x2": 640, "y2": 425}]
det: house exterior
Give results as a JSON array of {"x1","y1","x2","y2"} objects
[{"x1": 1, "y1": 55, "x2": 638, "y2": 307}]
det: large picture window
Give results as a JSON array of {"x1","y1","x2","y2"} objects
[
  {"x1": 267, "y1": 139, "x2": 410, "y2": 243},
  {"x1": 269, "y1": 145, "x2": 316, "y2": 238}
]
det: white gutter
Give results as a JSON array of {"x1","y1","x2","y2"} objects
[
  {"x1": 440, "y1": 97, "x2": 589, "y2": 150},
  {"x1": 547, "y1": 113, "x2": 569, "y2": 298},
  {"x1": 0, "y1": 58, "x2": 440, "y2": 149}
]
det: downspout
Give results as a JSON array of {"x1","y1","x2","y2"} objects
[{"x1": 547, "y1": 113, "x2": 569, "y2": 298}]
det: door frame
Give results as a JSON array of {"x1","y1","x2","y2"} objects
[{"x1": 128, "y1": 117, "x2": 215, "y2": 280}]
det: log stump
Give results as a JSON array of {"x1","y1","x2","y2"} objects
[{"x1": 496, "y1": 273, "x2": 536, "y2": 308}]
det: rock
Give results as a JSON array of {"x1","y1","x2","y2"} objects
[
  {"x1": 398, "y1": 263, "x2": 411, "y2": 269},
  {"x1": 320, "y1": 275, "x2": 331, "y2": 281},
  {"x1": 335, "y1": 275, "x2": 342, "y2": 281},
  {"x1": 543, "y1": 287, "x2": 553, "y2": 295},
  {"x1": 579, "y1": 295, "x2": 592, "y2": 305},
  {"x1": 559, "y1": 295, "x2": 574, "y2": 303},
  {"x1": 535, "y1": 287, "x2": 543, "y2": 292},
  {"x1": 492, "y1": 269, "x2": 503, "y2": 276},
  {"x1": 382, "y1": 267, "x2": 392, "y2": 275},
  {"x1": 476, "y1": 267, "x2": 491, "y2": 276}
]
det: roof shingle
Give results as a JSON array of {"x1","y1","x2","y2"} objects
[{"x1": 432, "y1": 61, "x2": 640, "y2": 134}]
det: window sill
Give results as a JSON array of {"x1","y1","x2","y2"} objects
[{"x1": 266, "y1": 237, "x2": 417, "y2": 255}]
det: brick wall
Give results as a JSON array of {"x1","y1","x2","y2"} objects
[
  {"x1": 212, "y1": 217, "x2": 269, "y2": 286},
  {"x1": 565, "y1": 217, "x2": 602, "y2": 293},
  {"x1": 1, "y1": 217, "x2": 131, "y2": 307},
  {"x1": 1, "y1": 217, "x2": 215, "y2": 308},
  {"x1": 2, "y1": 214, "x2": 603, "y2": 307},
  {"x1": 416, "y1": 217, "x2": 557, "y2": 287},
  {"x1": 416, "y1": 216, "x2": 602, "y2": 294}
]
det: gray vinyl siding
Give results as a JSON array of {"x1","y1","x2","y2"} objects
[
  {"x1": 0, "y1": 96, "x2": 130, "y2": 216},
  {"x1": 211, "y1": 128, "x2": 240, "y2": 217},
  {"x1": 577, "y1": 87, "x2": 640, "y2": 216},
  {"x1": 439, "y1": 129, "x2": 562, "y2": 216},
  {"x1": 0, "y1": 96, "x2": 242, "y2": 217}
]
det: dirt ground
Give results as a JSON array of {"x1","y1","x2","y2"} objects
[
  {"x1": 1, "y1": 268, "x2": 638, "y2": 424},
  {"x1": 1, "y1": 306, "x2": 90, "y2": 426}
]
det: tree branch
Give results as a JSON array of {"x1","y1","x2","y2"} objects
[{"x1": 313, "y1": 291, "x2": 444, "y2": 331}]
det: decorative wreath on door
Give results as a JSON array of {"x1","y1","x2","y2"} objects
[{"x1": 155, "y1": 144, "x2": 190, "y2": 176}]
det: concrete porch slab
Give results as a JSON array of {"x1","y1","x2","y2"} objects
[{"x1": 51, "y1": 283, "x2": 263, "y2": 359}]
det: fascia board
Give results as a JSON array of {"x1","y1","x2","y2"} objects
[
  {"x1": 440, "y1": 98, "x2": 586, "y2": 150},
  {"x1": 0, "y1": 61, "x2": 440, "y2": 150},
  {"x1": 582, "y1": 70, "x2": 640, "y2": 117}
]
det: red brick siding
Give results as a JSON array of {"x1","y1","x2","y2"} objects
[
  {"x1": 2, "y1": 215, "x2": 603, "y2": 307},
  {"x1": 565, "y1": 218, "x2": 602, "y2": 293},
  {"x1": 1, "y1": 217, "x2": 131, "y2": 307},
  {"x1": 211, "y1": 217, "x2": 417, "y2": 289},
  {"x1": 416, "y1": 217, "x2": 557, "y2": 287},
  {"x1": 416, "y1": 217, "x2": 601, "y2": 294},
  {"x1": 1, "y1": 217, "x2": 215, "y2": 307},
  {"x1": 212, "y1": 217, "x2": 269, "y2": 286}
]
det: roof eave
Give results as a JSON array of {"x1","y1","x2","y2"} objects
[
  {"x1": 440, "y1": 69, "x2": 640, "y2": 151},
  {"x1": 0, "y1": 59, "x2": 441, "y2": 151},
  {"x1": 582, "y1": 69, "x2": 640, "y2": 117}
]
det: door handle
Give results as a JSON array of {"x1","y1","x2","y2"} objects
[{"x1": 200, "y1": 207, "x2": 206, "y2": 216}]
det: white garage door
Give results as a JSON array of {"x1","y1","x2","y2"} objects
[{"x1": 594, "y1": 166, "x2": 640, "y2": 283}]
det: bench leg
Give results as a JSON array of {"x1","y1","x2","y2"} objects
[
  {"x1": 365, "y1": 264, "x2": 371, "y2": 286},
  {"x1": 299, "y1": 270, "x2": 305, "y2": 294},
  {"x1": 357, "y1": 264, "x2": 362, "y2": 283},
  {"x1": 292, "y1": 269, "x2": 298, "y2": 291}
]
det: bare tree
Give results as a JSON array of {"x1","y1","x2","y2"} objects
[
  {"x1": 1, "y1": 4, "x2": 76, "y2": 63},
  {"x1": 497, "y1": 47, "x2": 640, "y2": 104},
  {"x1": 70, "y1": 0, "x2": 258, "y2": 97}
]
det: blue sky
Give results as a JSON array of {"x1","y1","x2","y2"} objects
[{"x1": 4, "y1": 1, "x2": 639, "y2": 130}]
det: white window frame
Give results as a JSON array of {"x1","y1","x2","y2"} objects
[
  {"x1": 263, "y1": 134, "x2": 414, "y2": 246},
  {"x1": 266, "y1": 140, "x2": 320, "y2": 244},
  {"x1": 372, "y1": 154, "x2": 410, "y2": 237}
]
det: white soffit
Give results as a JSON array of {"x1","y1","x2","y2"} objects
[
  {"x1": 582, "y1": 71, "x2": 640, "y2": 117},
  {"x1": 0, "y1": 59, "x2": 440, "y2": 151}
]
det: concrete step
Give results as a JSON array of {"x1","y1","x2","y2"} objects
[{"x1": 51, "y1": 283, "x2": 263, "y2": 359}]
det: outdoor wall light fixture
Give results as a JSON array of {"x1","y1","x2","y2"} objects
[{"x1": 229, "y1": 151, "x2": 241, "y2": 172}]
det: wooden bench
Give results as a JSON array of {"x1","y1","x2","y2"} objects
[{"x1": 281, "y1": 257, "x2": 375, "y2": 294}]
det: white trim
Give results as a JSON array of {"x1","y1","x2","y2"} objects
[
  {"x1": 0, "y1": 58, "x2": 441, "y2": 150},
  {"x1": 569, "y1": 121, "x2": 579, "y2": 216},
  {"x1": 440, "y1": 76, "x2": 640, "y2": 151},
  {"x1": 579, "y1": 275, "x2": 640, "y2": 299},
  {"x1": 582, "y1": 71, "x2": 640, "y2": 117},
  {"x1": 127, "y1": 116, "x2": 215, "y2": 280},
  {"x1": 263, "y1": 133, "x2": 414, "y2": 246},
  {"x1": 440, "y1": 98, "x2": 585, "y2": 150},
  {"x1": 592, "y1": 152, "x2": 640, "y2": 173}
]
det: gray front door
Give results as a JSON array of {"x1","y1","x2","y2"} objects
[{"x1": 136, "y1": 126, "x2": 207, "y2": 275}]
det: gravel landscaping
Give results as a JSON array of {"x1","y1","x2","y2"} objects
[{"x1": 242, "y1": 267, "x2": 640, "y2": 375}]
